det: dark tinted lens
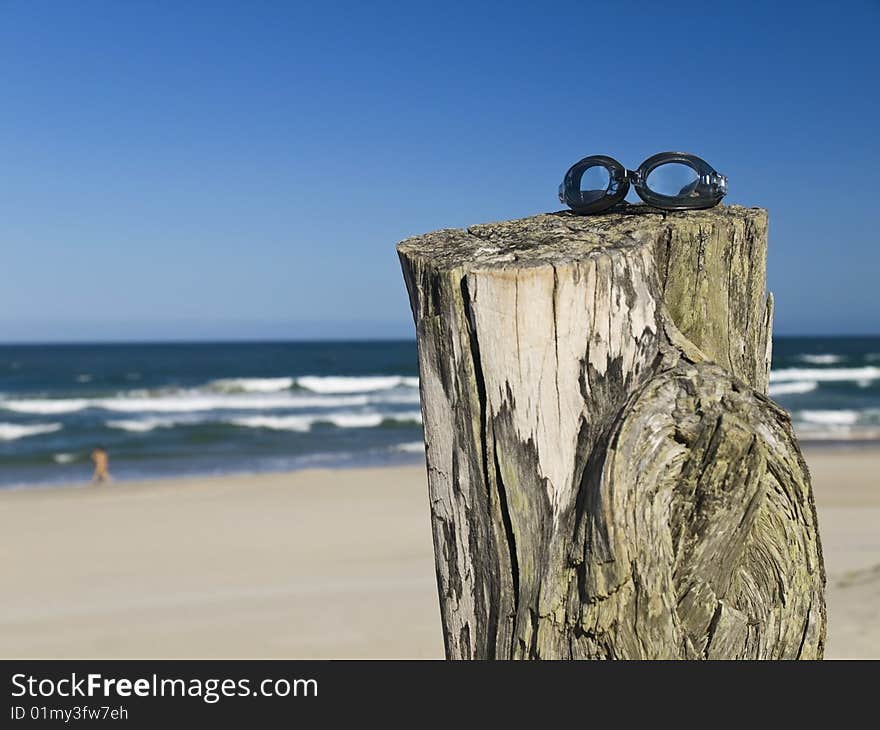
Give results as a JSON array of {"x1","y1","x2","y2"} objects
[
  {"x1": 577, "y1": 164, "x2": 611, "y2": 204},
  {"x1": 645, "y1": 162, "x2": 699, "y2": 197}
]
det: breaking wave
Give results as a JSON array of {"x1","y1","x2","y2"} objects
[
  {"x1": 229, "y1": 411, "x2": 422, "y2": 432},
  {"x1": 0, "y1": 422, "x2": 63, "y2": 440},
  {"x1": 0, "y1": 374, "x2": 421, "y2": 416},
  {"x1": 206, "y1": 377, "x2": 295, "y2": 393},
  {"x1": 395, "y1": 441, "x2": 426, "y2": 454},
  {"x1": 769, "y1": 366, "x2": 880, "y2": 384},
  {"x1": 796, "y1": 354, "x2": 843, "y2": 365},
  {"x1": 768, "y1": 381, "x2": 818, "y2": 396},
  {"x1": 295, "y1": 375, "x2": 419, "y2": 394},
  {"x1": 798, "y1": 410, "x2": 860, "y2": 426},
  {"x1": 0, "y1": 391, "x2": 422, "y2": 415}
]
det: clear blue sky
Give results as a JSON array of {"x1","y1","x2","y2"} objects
[{"x1": 1, "y1": 0, "x2": 877, "y2": 341}]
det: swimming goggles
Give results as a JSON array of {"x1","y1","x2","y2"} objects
[{"x1": 558, "y1": 152, "x2": 727, "y2": 214}]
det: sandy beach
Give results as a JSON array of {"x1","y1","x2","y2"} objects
[{"x1": 0, "y1": 448, "x2": 877, "y2": 659}]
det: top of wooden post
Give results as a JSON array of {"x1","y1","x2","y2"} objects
[{"x1": 397, "y1": 204, "x2": 766, "y2": 272}]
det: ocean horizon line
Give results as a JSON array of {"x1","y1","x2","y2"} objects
[
  {"x1": 1, "y1": 332, "x2": 879, "y2": 347},
  {"x1": 0, "y1": 336, "x2": 419, "y2": 347}
]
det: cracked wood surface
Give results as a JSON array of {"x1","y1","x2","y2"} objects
[{"x1": 397, "y1": 205, "x2": 825, "y2": 659}]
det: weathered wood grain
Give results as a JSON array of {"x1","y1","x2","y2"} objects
[{"x1": 398, "y1": 205, "x2": 825, "y2": 659}]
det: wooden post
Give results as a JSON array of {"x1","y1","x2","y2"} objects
[{"x1": 397, "y1": 205, "x2": 825, "y2": 660}]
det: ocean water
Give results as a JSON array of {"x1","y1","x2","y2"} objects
[
  {"x1": 769, "y1": 336, "x2": 880, "y2": 442},
  {"x1": 0, "y1": 341, "x2": 423, "y2": 487},
  {"x1": 0, "y1": 337, "x2": 877, "y2": 488}
]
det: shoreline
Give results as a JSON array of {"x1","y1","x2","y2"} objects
[
  {"x1": 0, "y1": 452, "x2": 428, "y2": 493},
  {"x1": 1, "y1": 438, "x2": 878, "y2": 493},
  {"x1": 0, "y1": 449, "x2": 877, "y2": 658}
]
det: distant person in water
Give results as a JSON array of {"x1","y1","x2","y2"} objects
[{"x1": 90, "y1": 446, "x2": 111, "y2": 484}]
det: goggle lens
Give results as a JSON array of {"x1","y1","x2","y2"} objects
[
  {"x1": 644, "y1": 162, "x2": 700, "y2": 198},
  {"x1": 576, "y1": 164, "x2": 611, "y2": 205}
]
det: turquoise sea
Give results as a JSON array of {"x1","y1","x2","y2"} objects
[{"x1": 0, "y1": 337, "x2": 877, "y2": 487}]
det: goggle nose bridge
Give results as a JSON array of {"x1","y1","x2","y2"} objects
[{"x1": 623, "y1": 168, "x2": 641, "y2": 186}]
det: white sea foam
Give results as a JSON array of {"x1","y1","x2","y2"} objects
[
  {"x1": 98, "y1": 393, "x2": 297, "y2": 413},
  {"x1": 75, "y1": 374, "x2": 93, "y2": 383},
  {"x1": 0, "y1": 399, "x2": 90, "y2": 415},
  {"x1": 229, "y1": 411, "x2": 422, "y2": 432},
  {"x1": 52, "y1": 453, "x2": 77, "y2": 464},
  {"x1": 386, "y1": 411, "x2": 422, "y2": 424},
  {"x1": 103, "y1": 392, "x2": 376, "y2": 413},
  {"x1": 796, "y1": 354, "x2": 843, "y2": 365},
  {"x1": 0, "y1": 422, "x2": 63, "y2": 440},
  {"x1": 0, "y1": 391, "x2": 375, "y2": 415},
  {"x1": 326, "y1": 413, "x2": 386, "y2": 428},
  {"x1": 768, "y1": 381, "x2": 818, "y2": 396},
  {"x1": 0, "y1": 390, "x2": 419, "y2": 415},
  {"x1": 324, "y1": 412, "x2": 422, "y2": 427},
  {"x1": 769, "y1": 366, "x2": 880, "y2": 383},
  {"x1": 325, "y1": 411, "x2": 422, "y2": 428},
  {"x1": 207, "y1": 377, "x2": 295, "y2": 393},
  {"x1": 296, "y1": 375, "x2": 419, "y2": 394},
  {"x1": 395, "y1": 441, "x2": 426, "y2": 453},
  {"x1": 368, "y1": 391, "x2": 421, "y2": 405},
  {"x1": 797, "y1": 410, "x2": 860, "y2": 426},
  {"x1": 106, "y1": 418, "x2": 183, "y2": 433},
  {"x1": 228, "y1": 415, "x2": 314, "y2": 432},
  {"x1": 0, "y1": 374, "x2": 421, "y2": 416}
]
